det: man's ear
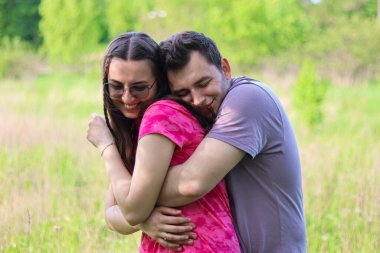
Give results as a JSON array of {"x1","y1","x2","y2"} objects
[{"x1": 221, "y1": 58, "x2": 231, "y2": 79}]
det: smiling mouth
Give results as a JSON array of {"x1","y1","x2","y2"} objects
[
  {"x1": 125, "y1": 103, "x2": 138, "y2": 110},
  {"x1": 206, "y1": 97, "x2": 216, "y2": 108}
]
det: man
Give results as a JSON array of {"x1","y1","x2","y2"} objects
[{"x1": 153, "y1": 31, "x2": 307, "y2": 253}]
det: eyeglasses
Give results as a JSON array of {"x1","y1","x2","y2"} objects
[{"x1": 104, "y1": 80, "x2": 156, "y2": 99}]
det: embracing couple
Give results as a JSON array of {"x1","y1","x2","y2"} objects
[{"x1": 87, "y1": 31, "x2": 307, "y2": 253}]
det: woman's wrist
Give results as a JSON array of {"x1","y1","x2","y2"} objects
[{"x1": 100, "y1": 142, "x2": 115, "y2": 156}]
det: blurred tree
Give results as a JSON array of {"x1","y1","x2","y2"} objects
[
  {"x1": 293, "y1": 59, "x2": 329, "y2": 127},
  {"x1": 200, "y1": 0, "x2": 311, "y2": 65},
  {"x1": 303, "y1": 0, "x2": 380, "y2": 82},
  {"x1": 0, "y1": 0, "x2": 41, "y2": 45},
  {"x1": 104, "y1": 0, "x2": 151, "y2": 39},
  {"x1": 140, "y1": 0, "x2": 206, "y2": 41},
  {"x1": 309, "y1": 0, "x2": 378, "y2": 24},
  {"x1": 39, "y1": 0, "x2": 101, "y2": 63}
]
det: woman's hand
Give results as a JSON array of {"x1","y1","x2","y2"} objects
[
  {"x1": 87, "y1": 113, "x2": 114, "y2": 152},
  {"x1": 139, "y1": 206, "x2": 197, "y2": 252}
]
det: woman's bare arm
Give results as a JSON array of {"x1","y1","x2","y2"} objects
[
  {"x1": 105, "y1": 185, "x2": 138, "y2": 234},
  {"x1": 102, "y1": 134, "x2": 175, "y2": 226}
]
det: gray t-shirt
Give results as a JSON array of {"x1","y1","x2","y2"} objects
[{"x1": 207, "y1": 77, "x2": 307, "y2": 253}]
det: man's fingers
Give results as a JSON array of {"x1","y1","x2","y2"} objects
[
  {"x1": 175, "y1": 239, "x2": 195, "y2": 246},
  {"x1": 160, "y1": 231, "x2": 189, "y2": 242},
  {"x1": 160, "y1": 224, "x2": 195, "y2": 234},
  {"x1": 156, "y1": 238, "x2": 182, "y2": 252},
  {"x1": 182, "y1": 231, "x2": 197, "y2": 239},
  {"x1": 159, "y1": 214, "x2": 193, "y2": 225},
  {"x1": 158, "y1": 206, "x2": 183, "y2": 216}
]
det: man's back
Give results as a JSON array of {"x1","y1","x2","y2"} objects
[{"x1": 207, "y1": 77, "x2": 307, "y2": 253}]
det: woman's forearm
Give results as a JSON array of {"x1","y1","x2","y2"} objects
[
  {"x1": 102, "y1": 135, "x2": 175, "y2": 226},
  {"x1": 105, "y1": 205, "x2": 139, "y2": 234},
  {"x1": 105, "y1": 185, "x2": 138, "y2": 235},
  {"x1": 102, "y1": 145, "x2": 133, "y2": 216}
]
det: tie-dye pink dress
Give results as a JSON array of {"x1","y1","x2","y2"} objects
[{"x1": 138, "y1": 100, "x2": 241, "y2": 253}]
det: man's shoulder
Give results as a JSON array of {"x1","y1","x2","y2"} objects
[
  {"x1": 230, "y1": 76, "x2": 264, "y2": 88},
  {"x1": 223, "y1": 77, "x2": 278, "y2": 106},
  {"x1": 227, "y1": 76, "x2": 274, "y2": 98}
]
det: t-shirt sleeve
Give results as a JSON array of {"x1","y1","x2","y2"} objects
[
  {"x1": 207, "y1": 84, "x2": 283, "y2": 158},
  {"x1": 138, "y1": 100, "x2": 202, "y2": 149}
]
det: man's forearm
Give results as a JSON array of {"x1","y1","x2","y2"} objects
[
  {"x1": 157, "y1": 164, "x2": 206, "y2": 207},
  {"x1": 157, "y1": 137, "x2": 245, "y2": 207}
]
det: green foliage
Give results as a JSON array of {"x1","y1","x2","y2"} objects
[
  {"x1": 39, "y1": 0, "x2": 102, "y2": 63},
  {"x1": 140, "y1": 0, "x2": 205, "y2": 40},
  {"x1": 0, "y1": 0, "x2": 41, "y2": 45},
  {"x1": 104, "y1": 0, "x2": 150, "y2": 39},
  {"x1": 0, "y1": 0, "x2": 378, "y2": 74},
  {"x1": 130, "y1": 0, "x2": 312, "y2": 66},
  {"x1": 310, "y1": 0, "x2": 378, "y2": 20},
  {"x1": 201, "y1": 0, "x2": 312, "y2": 65},
  {"x1": 293, "y1": 59, "x2": 329, "y2": 127},
  {"x1": 301, "y1": 12, "x2": 380, "y2": 83}
]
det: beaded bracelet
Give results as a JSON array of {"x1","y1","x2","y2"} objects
[{"x1": 100, "y1": 142, "x2": 115, "y2": 157}]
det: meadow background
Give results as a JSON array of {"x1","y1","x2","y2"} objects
[{"x1": 1, "y1": 0, "x2": 379, "y2": 252}]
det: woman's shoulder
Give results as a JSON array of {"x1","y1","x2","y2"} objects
[
  {"x1": 142, "y1": 99, "x2": 203, "y2": 132},
  {"x1": 139, "y1": 99, "x2": 204, "y2": 145}
]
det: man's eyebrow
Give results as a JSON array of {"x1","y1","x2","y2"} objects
[
  {"x1": 172, "y1": 88, "x2": 187, "y2": 94},
  {"x1": 171, "y1": 76, "x2": 212, "y2": 93},
  {"x1": 194, "y1": 76, "x2": 212, "y2": 85}
]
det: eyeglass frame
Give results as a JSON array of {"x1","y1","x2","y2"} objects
[{"x1": 104, "y1": 80, "x2": 156, "y2": 99}]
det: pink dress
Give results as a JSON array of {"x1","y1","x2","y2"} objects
[{"x1": 138, "y1": 100, "x2": 241, "y2": 253}]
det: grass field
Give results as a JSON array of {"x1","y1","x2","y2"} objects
[{"x1": 0, "y1": 72, "x2": 379, "y2": 252}]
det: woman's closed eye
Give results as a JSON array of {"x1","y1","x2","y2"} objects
[{"x1": 173, "y1": 90, "x2": 190, "y2": 97}]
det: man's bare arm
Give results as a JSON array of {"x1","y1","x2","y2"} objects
[{"x1": 157, "y1": 137, "x2": 245, "y2": 207}]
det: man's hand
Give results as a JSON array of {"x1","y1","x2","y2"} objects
[{"x1": 139, "y1": 206, "x2": 197, "y2": 252}]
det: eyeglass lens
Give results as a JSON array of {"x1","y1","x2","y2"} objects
[{"x1": 107, "y1": 82, "x2": 154, "y2": 99}]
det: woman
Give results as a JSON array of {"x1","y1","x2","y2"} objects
[{"x1": 87, "y1": 32, "x2": 240, "y2": 252}]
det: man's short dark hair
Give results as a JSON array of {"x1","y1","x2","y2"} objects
[{"x1": 159, "y1": 31, "x2": 222, "y2": 73}]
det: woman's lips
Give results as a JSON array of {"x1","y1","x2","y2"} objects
[
  {"x1": 125, "y1": 103, "x2": 138, "y2": 109},
  {"x1": 124, "y1": 103, "x2": 140, "y2": 111}
]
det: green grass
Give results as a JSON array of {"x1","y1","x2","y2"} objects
[
  {"x1": 1, "y1": 73, "x2": 379, "y2": 252},
  {"x1": 294, "y1": 83, "x2": 380, "y2": 252},
  {"x1": 0, "y1": 73, "x2": 140, "y2": 252}
]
